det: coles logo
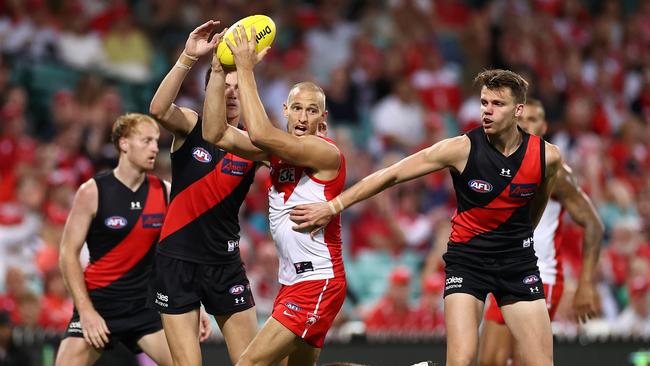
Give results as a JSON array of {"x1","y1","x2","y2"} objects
[
  {"x1": 469, "y1": 179, "x2": 493, "y2": 193},
  {"x1": 523, "y1": 275, "x2": 540, "y2": 285},
  {"x1": 105, "y1": 216, "x2": 127, "y2": 229},
  {"x1": 229, "y1": 285, "x2": 245, "y2": 295},
  {"x1": 192, "y1": 147, "x2": 212, "y2": 163}
]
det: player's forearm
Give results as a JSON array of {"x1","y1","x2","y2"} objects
[
  {"x1": 60, "y1": 252, "x2": 94, "y2": 312},
  {"x1": 202, "y1": 70, "x2": 227, "y2": 144},
  {"x1": 236, "y1": 68, "x2": 274, "y2": 143},
  {"x1": 579, "y1": 219, "x2": 604, "y2": 283},
  {"x1": 336, "y1": 168, "x2": 398, "y2": 212},
  {"x1": 149, "y1": 53, "x2": 196, "y2": 118}
]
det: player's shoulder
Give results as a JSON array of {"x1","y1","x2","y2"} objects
[
  {"x1": 77, "y1": 178, "x2": 98, "y2": 197},
  {"x1": 543, "y1": 141, "x2": 562, "y2": 165},
  {"x1": 435, "y1": 134, "x2": 470, "y2": 154}
]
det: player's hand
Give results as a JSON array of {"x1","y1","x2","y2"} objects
[
  {"x1": 209, "y1": 28, "x2": 229, "y2": 74},
  {"x1": 198, "y1": 308, "x2": 213, "y2": 342},
  {"x1": 573, "y1": 281, "x2": 602, "y2": 323},
  {"x1": 225, "y1": 25, "x2": 271, "y2": 71},
  {"x1": 290, "y1": 202, "x2": 334, "y2": 237},
  {"x1": 185, "y1": 20, "x2": 222, "y2": 58},
  {"x1": 79, "y1": 308, "x2": 111, "y2": 348}
]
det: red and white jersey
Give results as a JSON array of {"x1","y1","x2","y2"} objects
[
  {"x1": 268, "y1": 138, "x2": 346, "y2": 285},
  {"x1": 533, "y1": 197, "x2": 564, "y2": 285}
]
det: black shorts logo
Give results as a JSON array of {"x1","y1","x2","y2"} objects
[{"x1": 293, "y1": 261, "x2": 314, "y2": 274}]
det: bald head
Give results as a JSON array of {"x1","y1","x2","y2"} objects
[{"x1": 287, "y1": 82, "x2": 326, "y2": 111}]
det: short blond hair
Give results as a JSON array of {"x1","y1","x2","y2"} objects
[{"x1": 111, "y1": 113, "x2": 159, "y2": 152}]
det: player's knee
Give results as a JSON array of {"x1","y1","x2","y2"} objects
[{"x1": 447, "y1": 352, "x2": 478, "y2": 366}]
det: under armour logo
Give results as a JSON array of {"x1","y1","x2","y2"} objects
[
  {"x1": 529, "y1": 286, "x2": 540, "y2": 294},
  {"x1": 234, "y1": 297, "x2": 245, "y2": 305},
  {"x1": 500, "y1": 168, "x2": 511, "y2": 177},
  {"x1": 130, "y1": 201, "x2": 141, "y2": 210}
]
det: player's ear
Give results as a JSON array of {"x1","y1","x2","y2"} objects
[
  {"x1": 119, "y1": 136, "x2": 128, "y2": 153},
  {"x1": 514, "y1": 103, "x2": 524, "y2": 118}
]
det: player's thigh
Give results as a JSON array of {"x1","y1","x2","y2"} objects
[
  {"x1": 478, "y1": 319, "x2": 513, "y2": 366},
  {"x1": 236, "y1": 316, "x2": 301, "y2": 366},
  {"x1": 444, "y1": 293, "x2": 484, "y2": 366},
  {"x1": 160, "y1": 310, "x2": 201, "y2": 366},
  {"x1": 501, "y1": 299, "x2": 552, "y2": 366},
  {"x1": 287, "y1": 340, "x2": 321, "y2": 366},
  {"x1": 55, "y1": 337, "x2": 102, "y2": 366},
  {"x1": 137, "y1": 329, "x2": 173, "y2": 366},
  {"x1": 215, "y1": 307, "x2": 258, "y2": 364}
]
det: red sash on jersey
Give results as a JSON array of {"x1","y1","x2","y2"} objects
[
  {"x1": 450, "y1": 135, "x2": 542, "y2": 243},
  {"x1": 85, "y1": 175, "x2": 166, "y2": 290}
]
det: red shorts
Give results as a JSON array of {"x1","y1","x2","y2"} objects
[
  {"x1": 484, "y1": 282, "x2": 564, "y2": 324},
  {"x1": 271, "y1": 278, "x2": 346, "y2": 348}
]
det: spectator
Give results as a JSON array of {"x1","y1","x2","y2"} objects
[
  {"x1": 364, "y1": 267, "x2": 417, "y2": 335},
  {"x1": 0, "y1": 310, "x2": 31, "y2": 366}
]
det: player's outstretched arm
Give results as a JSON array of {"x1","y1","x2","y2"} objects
[
  {"x1": 150, "y1": 20, "x2": 222, "y2": 140},
  {"x1": 530, "y1": 142, "x2": 562, "y2": 229},
  {"x1": 290, "y1": 136, "x2": 470, "y2": 232},
  {"x1": 202, "y1": 51, "x2": 268, "y2": 161},
  {"x1": 58, "y1": 180, "x2": 111, "y2": 348},
  {"x1": 225, "y1": 26, "x2": 337, "y2": 170},
  {"x1": 554, "y1": 163, "x2": 604, "y2": 322}
]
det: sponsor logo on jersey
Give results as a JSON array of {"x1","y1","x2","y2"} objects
[
  {"x1": 221, "y1": 158, "x2": 248, "y2": 176},
  {"x1": 229, "y1": 285, "x2": 245, "y2": 295},
  {"x1": 285, "y1": 302, "x2": 301, "y2": 311},
  {"x1": 293, "y1": 261, "x2": 314, "y2": 274},
  {"x1": 468, "y1": 179, "x2": 493, "y2": 193},
  {"x1": 192, "y1": 147, "x2": 212, "y2": 163},
  {"x1": 142, "y1": 213, "x2": 164, "y2": 228},
  {"x1": 228, "y1": 239, "x2": 240, "y2": 252},
  {"x1": 523, "y1": 275, "x2": 540, "y2": 285},
  {"x1": 509, "y1": 183, "x2": 536, "y2": 198},
  {"x1": 105, "y1": 216, "x2": 127, "y2": 229},
  {"x1": 500, "y1": 168, "x2": 512, "y2": 177}
]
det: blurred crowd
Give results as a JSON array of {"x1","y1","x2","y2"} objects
[{"x1": 1, "y1": 0, "x2": 650, "y2": 347}]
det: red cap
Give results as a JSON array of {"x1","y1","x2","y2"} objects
[
  {"x1": 422, "y1": 273, "x2": 445, "y2": 293},
  {"x1": 389, "y1": 267, "x2": 411, "y2": 285}
]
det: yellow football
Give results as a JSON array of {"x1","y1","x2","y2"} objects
[{"x1": 216, "y1": 15, "x2": 276, "y2": 67}]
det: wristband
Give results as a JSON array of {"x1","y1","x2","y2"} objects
[
  {"x1": 176, "y1": 52, "x2": 198, "y2": 70},
  {"x1": 335, "y1": 196, "x2": 345, "y2": 212},
  {"x1": 328, "y1": 201, "x2": 337, "y2": 215}
]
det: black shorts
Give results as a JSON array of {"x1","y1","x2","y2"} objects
[
  {"x1": 148, "y1": 253, "x2": 255, "y2": 316},
  {"x1": 442, "y1": 246, "x2": 545, "y2": 306},
  {"x1": 63, "y1": 297, "x2": 162, "y2": 353}
]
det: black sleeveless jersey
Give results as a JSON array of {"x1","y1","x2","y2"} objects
[
  {"x1": 448, "y1": 127, "x2": 545, "y2": 256},
  {"x1": 157, "y1": 118, "x2": 256, "y2": 264},
  {"x1": 84, "y1": 172, "x2": 167, "y2": 300}
]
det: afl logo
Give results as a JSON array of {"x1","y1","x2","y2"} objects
[
  {"x1": 105, "y1": 216, "x2": 127, "y2": 229},
  {"x1": 523, "y1": 275, "x2": 540, "y2": 285},
  {"x1": 229, "y1": 285, "x2": 245, "y2": 295},
  {"x1": 192, "y1": 147, "x2": 212, "y2": 163},
  {"x1": 469, "y1": 179, "x2": 493, "y2": 193}
]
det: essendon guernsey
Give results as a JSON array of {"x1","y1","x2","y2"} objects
[
  {"x1": 449, "y1": 127, "x2": 545, "y2": 255},
  {"x1": 157, "y1": 119, "x2": 256, "y2": 264},
  {"x1": 84, "y1": 172, "x2": 167, "y2": 300}
]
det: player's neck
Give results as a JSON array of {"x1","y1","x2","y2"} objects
[
  {"x1": 487, "y1": 125, "x2": 522, "y2": 157},
  {"x1": 113, "y1": 161, "x2": 146, "y2": 192}
]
